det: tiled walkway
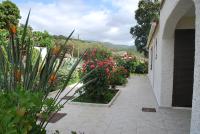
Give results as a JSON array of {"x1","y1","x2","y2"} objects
[{"x1": 47, "y1": 75, "x2": 191, "y2": 134}]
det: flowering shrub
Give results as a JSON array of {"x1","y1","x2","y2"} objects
[
  {"x1": 116, "y1": 54, "x2": 136, "y2": 75},
  {"x1": 80, "y1": 48, "x2": 114, "y2": 102},
  {"x1": 110, "y1": 66, "x2": 128, "y2": 87},
  {"x1": 134, "y1": 59, "x2": 148, "y2": 74},
  {"x1": 115, "y1": 53, "x2": 148, "y2": 74}
]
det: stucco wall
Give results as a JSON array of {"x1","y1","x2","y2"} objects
[
  {"x1": 190, "y1": 0, "x2": 200, "y2": 133},
  {"x1": 176, "y1": 17, "x2": 195, "y2": 29},
  {"x1": 148, "y1": 0, "x2": 196, "y2": 107},
  {"x1": 159, "y1": 0, "x2": 195, "y2": 107},
  {"x1": 148, "y1": 27, "x2": 162, "y2": 105}
]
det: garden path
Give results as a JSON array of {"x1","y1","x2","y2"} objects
[{"x1": 47, "y1": 75, "x2": 191, "y2": 134}]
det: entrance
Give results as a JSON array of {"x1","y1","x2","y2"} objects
[{"x1": 172, "y1": 29, "x2": 195, "y2": 107}]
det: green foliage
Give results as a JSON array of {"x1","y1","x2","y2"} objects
[
  {"x1": 133, "y1": 59, "x2": 148, "y2": 74},
  {"x1": 33, "y1": 31, "x2": 54, "y2": 48},
  {"x1": 115, "y1": 53, "x2": 148, "y2": 74},
  {"x1": 130, "y1": 0, "x2": 160, "y2": 57},
  {"x1": 0, "y1": 29, "x2": 9, "y2": 46},
  {"x1": 73, "y1": 89, "x2": 117, "y2": 104},
  {"x1": 0, "y1": 88, "x2": 51, "y2": 134},
  {"x1": 0, "y1": 11, "x2": 95, "y2": 133},
  {"x1": 115, "y1": 54, "x2": 136, "y2": 75},
  {"x1": 110, "y1": 66, "x2": 128, "y2": 86},
  {"x1": 0, "y1": 0, "x2": 21, "y2": 29}
]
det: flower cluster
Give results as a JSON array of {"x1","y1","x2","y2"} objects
[
  {"x1": 83, "y1": 48, "x2": 111, "y2": 61},
  {"x1": 81, "y1": 48, "x2": 114, "y2": 99},
  {"x1": 109, "y1": 66, "x2": 129, "y2": 86},
  {"x1": 82, "y1": 56, "x2": 114, "y2": 78},
  {"x1": 122, "y1": 53, "x2": 135, "y2": 61}
]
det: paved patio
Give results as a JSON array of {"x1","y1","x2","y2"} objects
[{"x1": 47, "y1": 75, "x2": 191, "y2": 134}]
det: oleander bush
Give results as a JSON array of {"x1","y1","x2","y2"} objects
[
  {"x1": 115, "y1": 54, "x2": 136, "y2": 75},
  {"x1": 109, "y1": 66, "x2": 128, "y2": 87},
  {"x1": 78, "y1": 48, "x2": 115, "y2": 103},
  {"x1": 115, "y1": 53, "x2": 148, "y2": 74}
]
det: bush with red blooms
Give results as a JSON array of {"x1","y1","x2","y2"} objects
[
  {"x1": 110, "y1": 66, "x2": 129, "y2": 88},
  {"x1": 115, "y1": 53, "x2": 136, "y2": 75},
  {"x1": 81, "y1": 48, "x2": 114, "y2": 102}
]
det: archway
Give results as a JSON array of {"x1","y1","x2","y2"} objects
[{"x1": 160, "y1": 0, "x2": 195, "y2": 107}]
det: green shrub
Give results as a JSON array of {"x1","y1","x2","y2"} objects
[
  {"x1": 0, "y1": 88, "x2": 57, "y2": 134},
  {"x1": 115, "y1": 54, "x2": 136, "y2": 75},
  {"x1": 134, "y1": 60, "x2": 148, "y2": 74},
  {"x1": 115, "y1": 54, "x2": 148, "y2": 74},
  {"x1": 0, "y1": 29, "x2": 9, "y2": 46},
  {"x1": 0, "y1": 12, "x2": 95, "y2": 133},
  {"x1": 110, "y1": 66, "x2": 128, "y2": 87}
]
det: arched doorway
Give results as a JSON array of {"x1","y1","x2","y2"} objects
[
  {"x1": 172, "y1": 4, "x2": 195, "y2": 107},
  {"x1": 160, "y1": 0, "x2": 195, "y2": 107}
]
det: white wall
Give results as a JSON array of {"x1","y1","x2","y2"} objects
[
  {"x1": 148, "y1": 26, "x2": 162, "y2": 105},
  {"x1": 148, "y1": 0, "x2": 195, "y2": 107},
  {"x1": 34, "y1": 47, "x2": 47, "y2": 60},
  {"x1": 190, "y1": 0, "x2": 200, "y2": 133}
]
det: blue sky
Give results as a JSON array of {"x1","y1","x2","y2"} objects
[{"x1": 2, "y1": 0, "x2": 139, "y2": 45}]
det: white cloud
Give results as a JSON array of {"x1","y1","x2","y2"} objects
[{"x1": 17, "y1": 0, "x2": 139, "y2": 45}]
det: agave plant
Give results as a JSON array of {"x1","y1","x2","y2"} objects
[{"x1": 0, "y1": 11, "x2": 96, "y2": 133}]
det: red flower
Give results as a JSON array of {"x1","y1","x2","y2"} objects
[
  {"x1": 97, "y1": 61, "x2": 104, "y2": 67},
  {"x1": 90, "y1": 64, "x2": 95, "y2": 69}
]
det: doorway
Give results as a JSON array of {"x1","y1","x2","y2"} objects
[{"x1": 172, "y1": 29, "x2": 195, "y2": 107}]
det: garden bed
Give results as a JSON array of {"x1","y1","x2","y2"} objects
[{"x1": 69, "y1": 89, "x2": 120, "y2": 107}]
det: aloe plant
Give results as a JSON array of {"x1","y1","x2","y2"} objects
[{"x1": 0, "y1": 10, "x2": 96, "y2": 133}]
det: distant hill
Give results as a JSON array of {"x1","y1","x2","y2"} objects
[
  {"x1": 71, "y1": 38, "x2": 137, "y2": 51},
  {"x1": 53, "y1": 35, "x2": 143, "y2": 57}
]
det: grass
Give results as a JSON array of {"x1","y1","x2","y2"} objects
[{"x1": 73, "y1": 89, "x2": 119, "y2": 104}]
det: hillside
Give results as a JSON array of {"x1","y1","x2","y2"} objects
[{"x1": 53, "y1": 35, "x2": 144, "y2": 57}]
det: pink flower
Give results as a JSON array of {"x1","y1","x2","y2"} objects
[
  {"x1": 82, "y1": 63, "x2": 86, "y2": 68},
  {"x1": 98, "y1": 61, "x2": 104, "y2": 67},
  {"x1": 90, "y1": 64, "x2": 95, "y2": 69},
  {"x1": 105, "y1": 68, "x2": 110, "y2": 74}
]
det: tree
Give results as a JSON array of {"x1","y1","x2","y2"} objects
[
  {"x1": 130, "y1": 0, "x2": 160, "y2": 57},
  {"x1": 0, "y1": 0, "x2": 21, "y2": 29},
  {"x1": 33, "y1": 31, "x2": 54, "y2": 48}
]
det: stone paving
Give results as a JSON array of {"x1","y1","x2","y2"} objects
[{"x1": 46, "y1": 75, "x2": 191, "y2": 134}]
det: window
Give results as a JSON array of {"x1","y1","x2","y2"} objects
[
  {"x1": 155, "y1": 38, "x2": 158, "y2": 59},
  {"x1": 150, "y1": 47, "x2": 153, "y2": 70}
]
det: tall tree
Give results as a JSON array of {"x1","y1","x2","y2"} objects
[
  {"x1": 0, "y1": 0, "x2": 21, "y2": 29},
  {"x1": 33, "y1": 31, "x2": 54, "y2": 48},
  {"x1": 130, "y1": 0, "x2": 160, "y2": 57}
]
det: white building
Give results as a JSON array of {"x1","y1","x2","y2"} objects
[{"x1": 147, "y1": 0, "x2": 200, "y2": 133}]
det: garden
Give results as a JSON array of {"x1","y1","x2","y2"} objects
[{"x1": 0, "y1": 1, "x2": 148, "y2": 133}]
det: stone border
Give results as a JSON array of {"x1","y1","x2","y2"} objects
[{"x1": 68, "y1": 90, "x2": 121, "y2": 107}]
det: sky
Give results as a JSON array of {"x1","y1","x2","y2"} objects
[{"x1": 3, "y1": 0, "x2": 139, "y2": 45}]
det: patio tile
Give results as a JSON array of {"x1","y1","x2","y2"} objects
[{"x1": 46, "y1": 76, "x2": 191, "y2": 134}]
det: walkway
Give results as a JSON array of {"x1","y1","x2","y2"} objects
[{"x1": 47, "y1": 75, "x2": 191, "y2": 134}]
